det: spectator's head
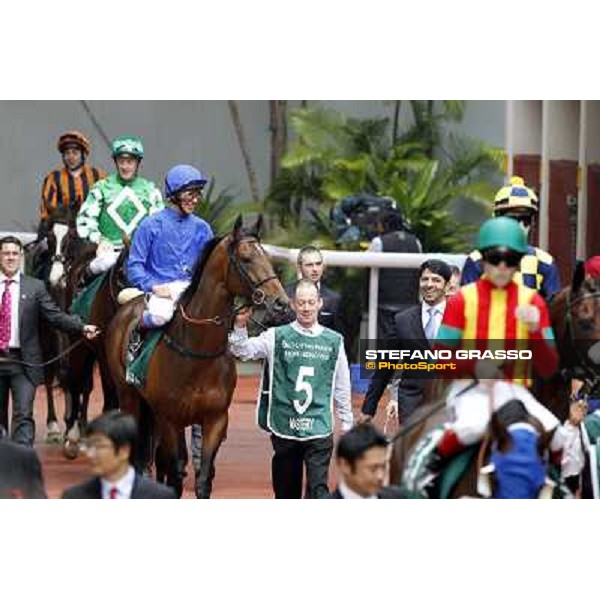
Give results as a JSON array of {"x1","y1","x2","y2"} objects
[
  {"x1": 297, "y1": 245, "x2": 324, "y2": 284},
  {"x1": 291, "y1": 278, "x2": 322, "y2": 329},
  {"x1": 447, "y1": 265, "x2": 461, "y2": 297},
  {"x1": 336, "y1": 424, "x2": 389, "y2": 497},
  {"x1": 418, "y1": 259, "x2": 452, "y2": 306},
  {"x1": 584, "y1": 256, "x2": 600, "y2": 280},
  {"x1": 0, "y1": 235, "x2": 23, "y2": 278},
  {"x1": 82, "y1": 410, "x2": 137, "y2": 481}
]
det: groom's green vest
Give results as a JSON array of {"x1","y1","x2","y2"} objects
[{"x1": 258, "y1": 324, "x2": 342, "y2": 440}]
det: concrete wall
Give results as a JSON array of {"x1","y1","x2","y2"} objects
[{"x1": 0, "y1": 100, "x2": 506, "y2": 232}]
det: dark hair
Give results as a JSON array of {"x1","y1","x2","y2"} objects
[
  {"x1": 419, "y1": 258, "x2": 452, "y2": 282},
  {"x1": 489, "y1": 399, "x2": 544, "y2": 455},
  {"x1": 86, "y1": 410, "x2": 137, "y2": 462},
  {"x1": 293, "y1": 278, "x2": 320, "y2": 298},
  {"x1": 0, "y1": 236, "x2": 23, "y2": 251},
  {"x1": 297, "y1": 245, "x2": 322, "y2": 265},
  {"x1": 450, "y1": 265, "x2": 461, "y2": 276},
  {"x1": 336, "y1": 423, "x2": 388, "y2": 467}
]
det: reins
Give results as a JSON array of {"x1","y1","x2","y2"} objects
[{"x1": 0, "y1": 337, "x2": 88, "y2": 368}]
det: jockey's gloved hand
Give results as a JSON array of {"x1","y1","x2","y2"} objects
[
  {"x1": 515, "y1": 305, "x2": 541, "y2": 332},
  {"x1": 96, "y1": 240, "x2": 114, "y2": 256}
]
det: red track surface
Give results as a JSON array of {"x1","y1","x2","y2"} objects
[{"x1": 32, "y1": 373, "x2": 385, "y2": 498}]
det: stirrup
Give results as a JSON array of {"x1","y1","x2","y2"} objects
[{"x1": 127, "y1": 329, "x2": 143, "y2": 364}]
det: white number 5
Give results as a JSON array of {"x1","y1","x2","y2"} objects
[{"x1": 293, "y1": 366, "x2": 314, "y2": 414}]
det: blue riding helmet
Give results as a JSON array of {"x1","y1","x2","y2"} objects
[{"x1": 164, "y1": 164, "x2": 209, "y2": 198}]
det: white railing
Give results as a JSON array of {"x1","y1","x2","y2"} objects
[
  {"x1": 263, "y1": 244, "x2": 467, "y2": 339},
  {"x1": 0, "y1": 231, "x2": 36, "y2": 245}
]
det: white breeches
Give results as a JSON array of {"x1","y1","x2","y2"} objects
[
  {"x1": 446, "y1": 380, "x2": 561, "y2": 447},
  {"x1": 146, "y1": 280, "x2": 190, "y2": 326},
  {"x1": 89, "y1": 246, "x2": 121, "y2": 274}
]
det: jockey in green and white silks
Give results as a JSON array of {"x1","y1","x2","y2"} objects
[{"x1": 76, "y1": 136, "x2": 164, "y2": 275}]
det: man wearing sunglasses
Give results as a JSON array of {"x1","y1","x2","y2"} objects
[
  {"x1": 414, "y1": 218, "x2": 572, "y2": 494},
  {"x1": 460, "y1": 176, "x2": 561, "y2": 302}
]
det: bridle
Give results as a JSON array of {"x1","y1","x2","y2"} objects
[
  {"x1": 164, "y1": 234, "x2": 283, "y2": 360},
  {"x1": 564, "y1": 286, "x2": 600, "y2": 394}
]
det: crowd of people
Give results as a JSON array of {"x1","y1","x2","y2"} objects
[{"x1": 1, "y1": 130, "x2": 599, "y2": 500}]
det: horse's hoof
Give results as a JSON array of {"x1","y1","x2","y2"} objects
[
  {"x1": 45, "y1": 421, "x2": 63, "y2": 444},
  {"x1": 63, "y1": 439, "x2": 80, "y2": 460}
]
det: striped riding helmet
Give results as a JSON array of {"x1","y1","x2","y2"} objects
[
  {"x1": 493, "y1": 176, "x2": 539, "y2": 215},
  {"x1": 58, "y1": 131, "x2": 91, "y2": 155}
]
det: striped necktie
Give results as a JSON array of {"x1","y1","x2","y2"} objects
[{"x1": 0, "y1": 280, "x2": 14, "y2": 351}]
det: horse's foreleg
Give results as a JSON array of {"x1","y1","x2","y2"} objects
[
  {"x1": 44, "y1": 380, "x2": 62, "y2": 443},
  {"x1": 156, "y1": 424, "x2": 184, "y2": 498},
  {"x1": 97, "y1": 347, "x2": 118, "y2": 413},
  {"x1": 195, "y1": 413, "x2": 228, "y2": 499}
]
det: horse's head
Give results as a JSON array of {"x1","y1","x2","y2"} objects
[
  {"x1": 564, "y1": 269, "x2": 600, "y2": 384},
  {"x1": 225, "y1": 214, "x2": 289, "y2": 325},
  {"x1": 47, "y1": 208, "x2": 80, "y2": 288}
]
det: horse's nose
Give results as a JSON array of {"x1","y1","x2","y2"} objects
[{"x1": 273, "y1": 296, "x2": 289, "y2": 313}]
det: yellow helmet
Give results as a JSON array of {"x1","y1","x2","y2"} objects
[{"x1": 493, "y1": 176, "x2": 539, "y2": 216}]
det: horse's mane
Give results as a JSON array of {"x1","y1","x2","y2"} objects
[{"x1": 179, "y1": 235, "x2": 224, "y2": 305}]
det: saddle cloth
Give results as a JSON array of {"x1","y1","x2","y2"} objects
[
  {"x1": 126, "y1": 330, "x2": 163, "y2": 388},
  {"x1": 402, "y1": 426, "x2": 479, "y2": 498},
  {"x1": 70, "y1": 271, "x2": 108, "y2": 321}
]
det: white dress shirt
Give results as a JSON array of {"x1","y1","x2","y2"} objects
[
  {"x1": 101, "y1": 466, "x2": 136, "y2": 499},
  {"x1": 338, "y1": 480, "x2": 377, "y2": 499},
  {"x1": 0, "y1": 271, "x2": 21, "y2": 349},
  {"x1": 229, "y1": 320, "x2": 354, "y2": 432},
  {"x1": 421, "y1": 299, "x2": 446, "y2": 340}
]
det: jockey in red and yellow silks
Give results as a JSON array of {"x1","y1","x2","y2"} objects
[
  {"x1": 436, "y1": 276, "x2": 558, "y2": 388},
  {"x1": 429, "y1": 217, "x2": 562, "y2": 464}
]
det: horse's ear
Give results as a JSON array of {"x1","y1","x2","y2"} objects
[
  {"x1": 233, "y1": 214, "x2": 243, "y2": 240},
  {"x1": 253, "y1": 214, "x2": 264, "y2": 239},
  {"x1": 572, "y1": 259, "x2": 585, "y2": 293},
  {"x1": 122, "y1": 234, "x2": 131, "y2": 249}
]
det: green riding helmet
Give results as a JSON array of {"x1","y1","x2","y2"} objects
[
  {"x1": 477, "y1": 216, "x2": 528, "y2": 255},
  {"x1": 111, "y1": 136, "x2": 144, "y2": 159}
]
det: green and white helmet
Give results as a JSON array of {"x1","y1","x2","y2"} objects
[{"x1": 111, "y1": 136, "x2": 144, "y2": 159}]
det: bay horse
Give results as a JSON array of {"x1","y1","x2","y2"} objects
[
  {"x1": 105, "y1": 215, "x2": 289, "y2": 498},
  {"x1": 543, "y1": 262, "x2": 600, "y2": 420},
  {"x1": 389, "y1": 265, "x2": 600, "y2": 498},
  {"x1": 61, "y1": 243, "x2": 127, "y2": 457}
]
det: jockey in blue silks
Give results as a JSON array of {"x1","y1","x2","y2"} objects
[{"x1": 126, "y1": 164, "x2": 214, "y2": 331}]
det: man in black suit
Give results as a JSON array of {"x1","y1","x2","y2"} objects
[
  {"x1": 359, "y1": 259, "x2": 452, "y2": 424},
  {"x1": 329, "y1": 423, "x2": 409, "y2": 498},
  {"x1": 0, "y1": 235, "x2": 99, "y2": 446},
  {"x1": 0, "y1": 430, "x2": 47, "y2": 498},
  {"x1": 62, "y1": 410, "x2": 176, "y2": 499},
  {"x1": 284, "y1": 245, "x2": 341, "y2": 333}
]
